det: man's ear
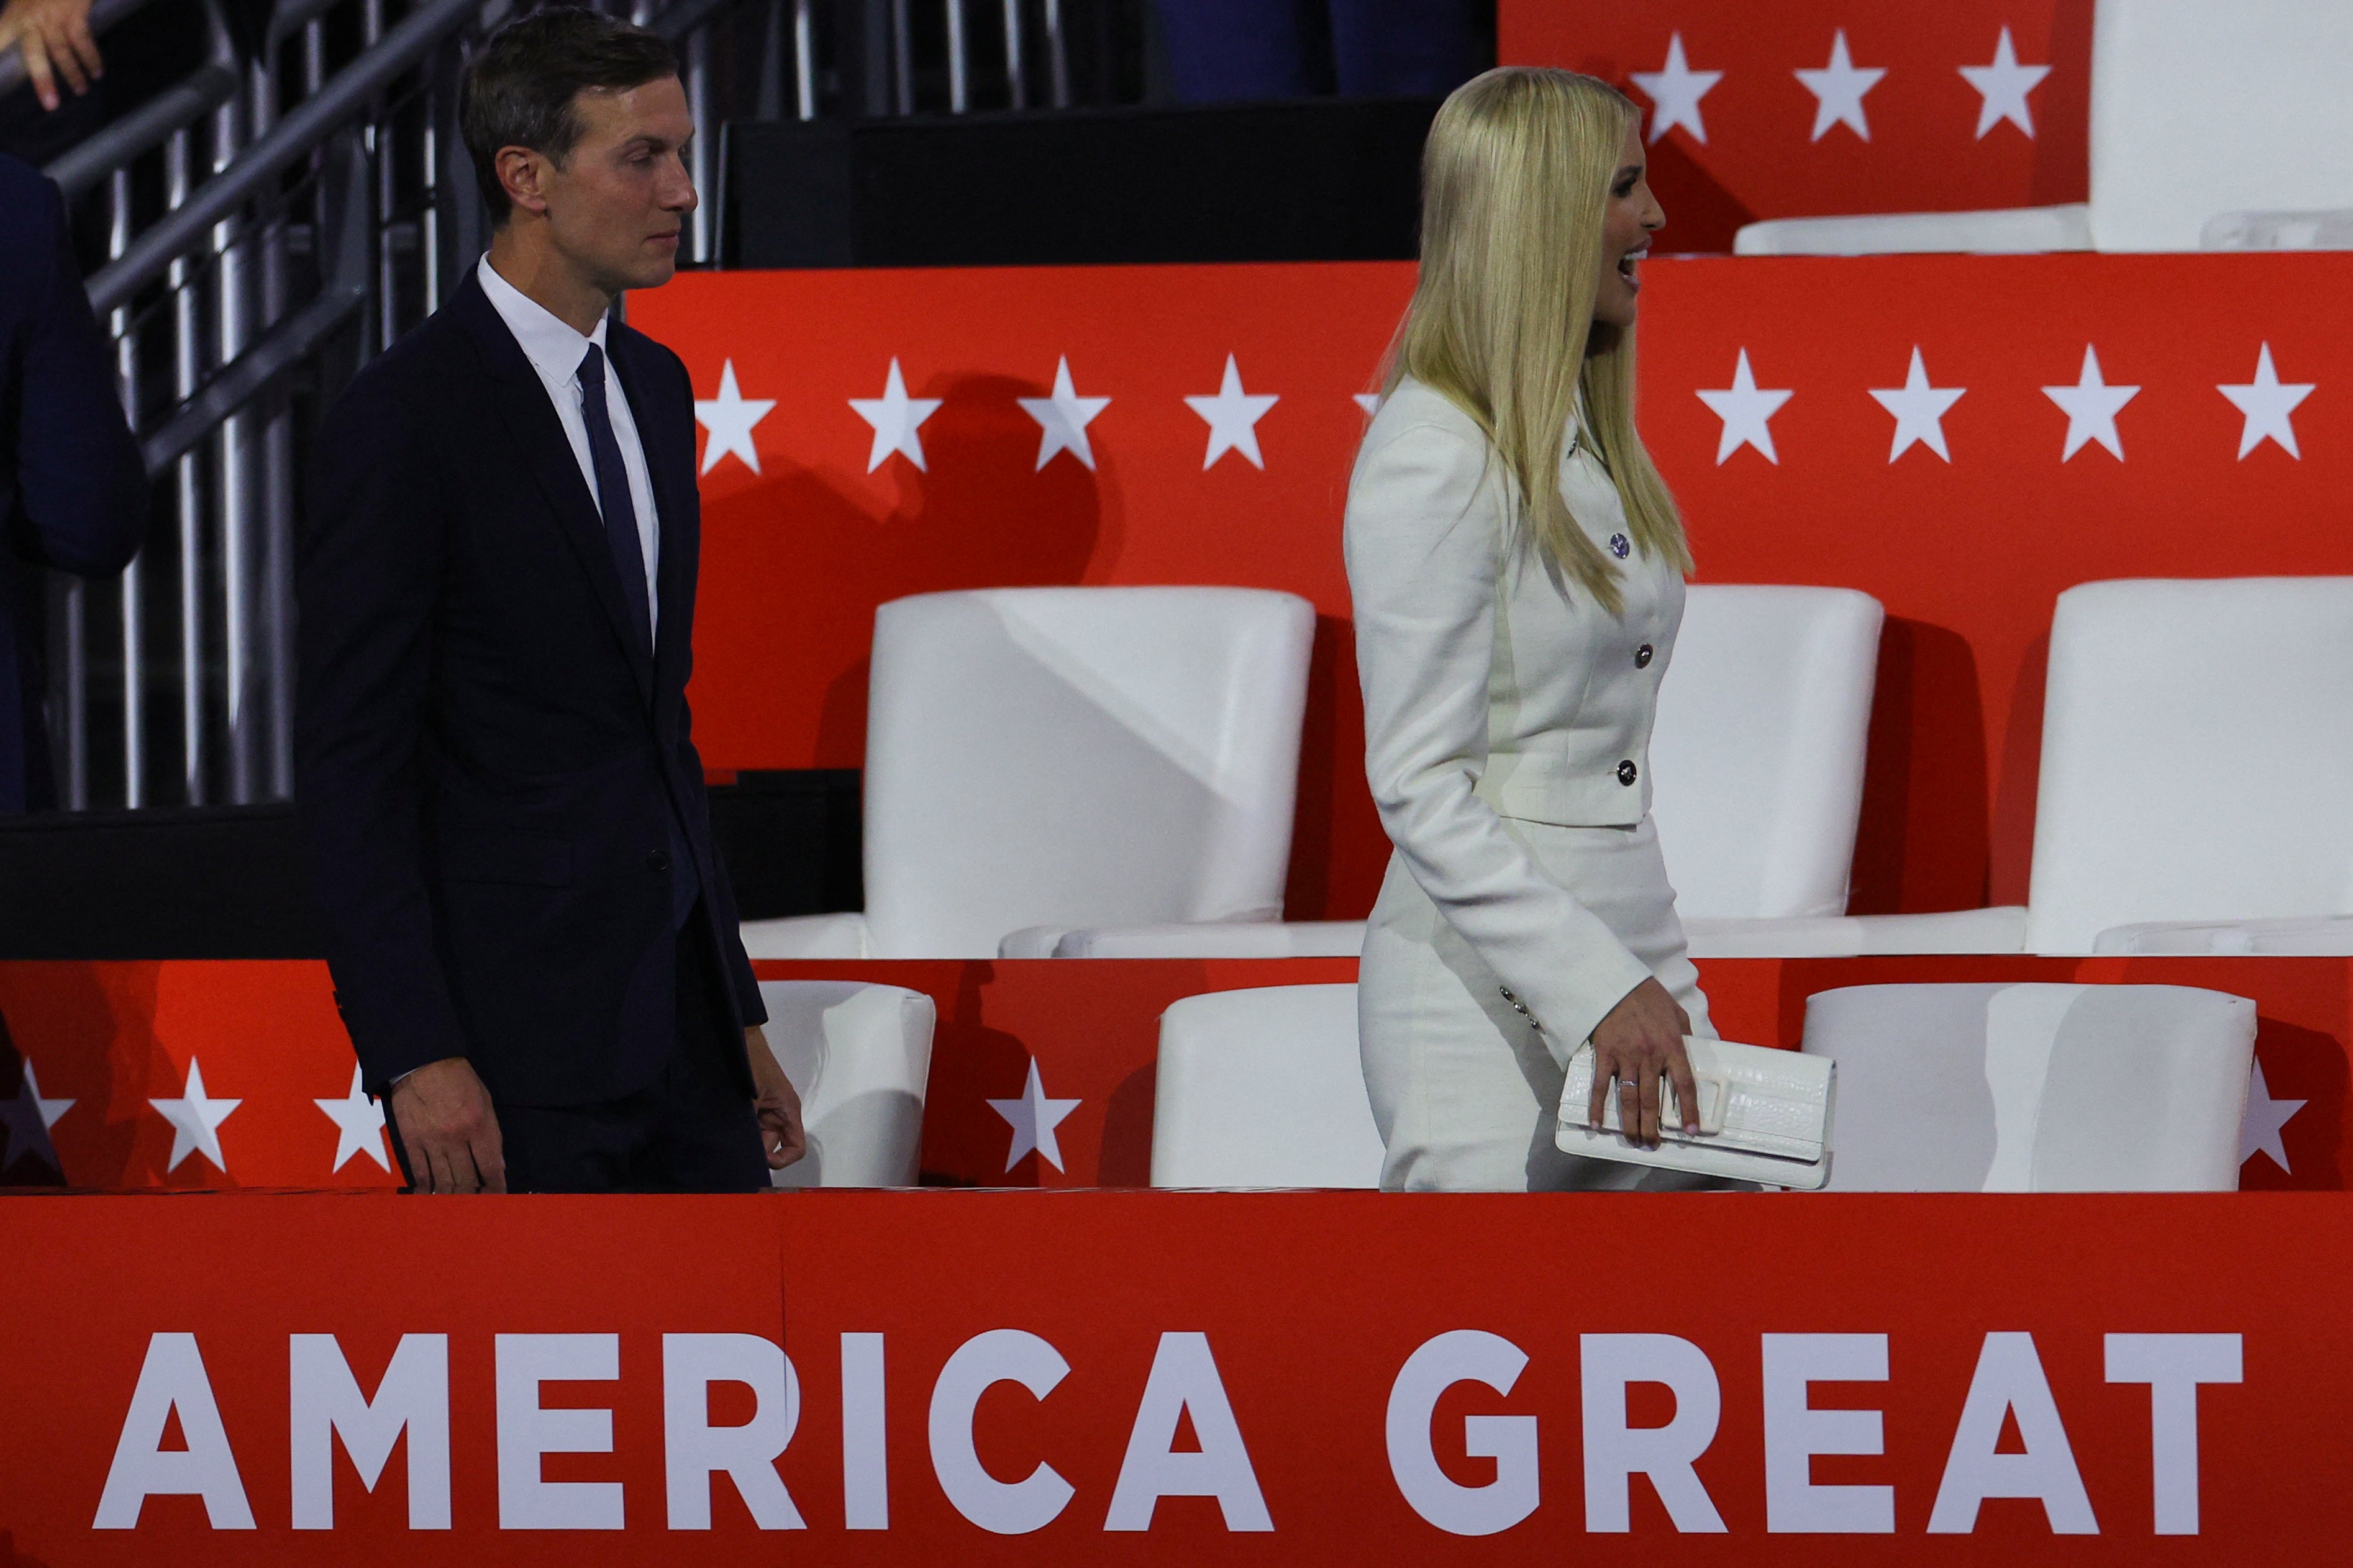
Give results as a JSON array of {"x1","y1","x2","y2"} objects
[{"x1": 494, "y1": 145, "x2": 552, "y2": 219}]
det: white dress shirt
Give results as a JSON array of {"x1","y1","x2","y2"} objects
[{"x1": 476, "y1": 254, "x2": 661, "y2": 640}]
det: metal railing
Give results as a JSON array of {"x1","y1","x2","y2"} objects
[{"x1": 19, "y1": 0, "x2": 1134, "y2": 813}]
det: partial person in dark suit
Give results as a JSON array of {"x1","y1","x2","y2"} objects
[
  {"x1": 297, "y1": 7, "x2": 804, "y2": 1193},
  {"x1": 0, "y1": 149, "x2": 146, "y2": 813}
]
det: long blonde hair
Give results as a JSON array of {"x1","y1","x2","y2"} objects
[{"x1": 1386, "y1": 66, "x2": 1691, "y2": 615}]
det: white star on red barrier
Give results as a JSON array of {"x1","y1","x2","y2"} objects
[
  {"x1": 2240, "y1": 1059, "x2": 2305, "y2": 1172},
  {"x1": 1185, "y1": 356, "x2": 1280, "y2": 470},
  {"x1": 1695, "y1": 349, "x2": 1793, "y2": 465},
  {"x1": 0, "y1": 1060, "x2": 72, "y2": 1179},
  {"x1": 987, "y1": 1058, "x2": 1081, "y2": 1173},
  {"x1": 1795, "y1": 30, "x2": 1885, "y2": 143},
  {"x1": 315, "y1": 1064, "x2": 391, "y2": 1174},
  {"x1": 1869, "y1": 347, "x2": 1967, "y2": 463},
  {"x1": 1631, "y1": 33, "x2": 1722, "y2": 145},
  {"x1": 150, "y1": 1058, "x2": 240, "y2": 1176},
  {"x1": 695, "y1": 360, "x2": 776, "y2": 476},
  {"x1": 849, "y1": 357, "x2": 944, "y2": 473},
  {"x1": 1017, "y1": 357, "x2": 1113, "y2": 472},
  {"x1": 2218, "y1": 343, "x2": 2314, "y2": 460},
  {"x1": 2042, "y1": 345, "x2": 2140, "y2": 461},
  {"x1": 1959, "y1": 27, "x2": 2051, "y2": 139}
]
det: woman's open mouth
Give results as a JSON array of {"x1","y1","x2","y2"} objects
[{"x1": 1616, "y1": 245, "x2": 1649, "y2": 288}]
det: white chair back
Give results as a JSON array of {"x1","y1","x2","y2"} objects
[
  {"x1": 2025, "y1": 578, "x2": 2353, "y2": 954},
  {"x1": 2091, "y1": 0, "x2": 2353, "y2": 251},
  {"x1": 1802, "y1": 982, "x2": 2255, "y2": 1192},
  {"x1": 1649, "y1": 585, "x2": 1883, "y2": 919},
  {"x1": 758, "y1": 981, "x2": 936, "y2": 1187},
  {"x1": 862, "y1": 586, "x2": 1314, "y2": 957},
  {"x1": 1150, "y1": 984, "x2": 1383, "y2": 1188}
]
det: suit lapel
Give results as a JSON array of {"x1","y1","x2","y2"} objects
[{"x1": 451, "y1": 275, "x2": 654, "y2": 704}]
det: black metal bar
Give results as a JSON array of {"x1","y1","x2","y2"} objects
[{"x1": 45, "y1": 64, "x2": 239, "y2": 203}]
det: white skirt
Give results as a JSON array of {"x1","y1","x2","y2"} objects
[{"x1": 1359, "y1": 814, "x2": 1724, "y2": 1192}]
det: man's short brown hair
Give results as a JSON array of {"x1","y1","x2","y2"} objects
[{"x1": 458, "y1": 6, "x2": 678, "y2": 225}]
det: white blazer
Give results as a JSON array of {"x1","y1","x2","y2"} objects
[{"x1": 1345, "y1": 376, "x2": 1686, "y2": 1049}]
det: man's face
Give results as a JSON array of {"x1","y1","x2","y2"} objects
[{"x1": 538, "y1": 75, "x2": 696, "y2": 293}]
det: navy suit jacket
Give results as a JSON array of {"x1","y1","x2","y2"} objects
[
  {"x1": 297, "y1": 268, "x2": 765, "y2": 1105},
  {"x1": 0, "y1": 153, "x2": 147, "y2": 812}
]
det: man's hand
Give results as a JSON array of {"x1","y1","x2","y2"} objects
[
  {"x1": 0, "y1": 0, "x2": 102, "y2": 112},
  {"x1": 388, "y1": 1057, "x2": 506, "y2": 1194},
  {"x1": 746, "y1": 1026, "x2": 807, "y2": 1172}
]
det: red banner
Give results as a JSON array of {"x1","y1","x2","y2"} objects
[
  {"x1": 1500, "y1": 1, "x2": 2091, "y2": 250},
  {"x1": 1, "y1": 1190, "x2": 2349, "y2": 1561},
  {"x1": 4, "y1": 956, "x2": 2345, "y2": 1193}
]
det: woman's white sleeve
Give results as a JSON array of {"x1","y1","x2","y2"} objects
[{"x1": 1346, "y1": 419, "x2": 1656, "y2": 1059}]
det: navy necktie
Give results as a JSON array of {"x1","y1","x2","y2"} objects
[
  {"x1": 575, "y1": 343, "x2": 655, "y2": 663},
  {"x1": 576, "y1": 343, "x2": 701, "y2": 929}
]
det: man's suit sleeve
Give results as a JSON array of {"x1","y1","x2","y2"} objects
[
  {"x1": 295, "y1": 366, "x2": 471, "y2": 1093},
  {"x1": 665, "y1": 347, "x2": 767, "y2": 1030},
  {"x1": 14, "y1": 176, "x2": 147, "y2": 576}
]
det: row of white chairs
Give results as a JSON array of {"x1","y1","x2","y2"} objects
[
  {"x1": 743, "y1": 576, "x2": 2353, "y2": 962},
  {"x1": 763, "y1": 978, "x2": 2260, "y2": 1192},
  {"x1": 1736, "y1": 0, "x2": 2353, "y2": 255}
]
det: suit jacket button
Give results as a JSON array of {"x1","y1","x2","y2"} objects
[
  {"x1": 648, "y1": 848, "x2": 671, "y2": 872},
  {"x1": 1635, "y1": 643, "x2": 1654, "y2": 668},
  {"x1": 1617, "y1": 759, "x2": 1638, "y2": 786}
]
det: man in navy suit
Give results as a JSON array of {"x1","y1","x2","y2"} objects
[
  {"x1": 298, "y1": 8, "x2": 803, "y2": 1192},
  {"x1": 0, "y1": 149, "x2": 146, "y2": 813}
]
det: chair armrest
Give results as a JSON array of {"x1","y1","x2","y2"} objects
[
  {"x1": 2093, "y1": 917, "x2": 2353, "y2": 956},
  {"x1": 1028, "y1": 921, "x2": 1370, "y2": 959},
  {"x1": 1734, "y1": 205, "x2": 2089, "y2": 256},
  {"x1": 740, "y1": 912, "x2": 872, "y2": 960}
]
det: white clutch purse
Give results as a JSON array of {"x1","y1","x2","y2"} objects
[{"x1": 1555, "y1": 1035, "x2": 1835, "y2": 1189}]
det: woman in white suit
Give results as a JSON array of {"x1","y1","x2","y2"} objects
[{"x1": 1348, "y1": 66, "x2": 1718, "y2": 1192}]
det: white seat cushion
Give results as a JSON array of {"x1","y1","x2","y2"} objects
[
  {"x1": 1150, "y1": 984, "x2": 1382, "y2": 1188},
  {"x1": 1683, "y1": 907, "x2": 2028, "y2": 958},
  {"x1": 2094, "y1": 917, "x2": 2353, "y2": 956},
  {"x1": 1005, "y1": 920, "x2": 1369, "y2": 959},
  {"x1": 1801, "y1": 982, "x2": 2256, "y2": 1191},
  {"x1": 2025, "y1": 578, "x2": 2353, "y2": 953},
  {"x1": 1650, "y1": 585, "x2": 1884, "y2": 919},
  {"x1": 861, "y1": 586, "x2": 1315, "y2": 957},
  {"x1": 758, "y1": 981, "x2": 936, "y2": 1188},
  {"x1": 1735, "y1": 206, "x2": 2090, "y2": 256}
]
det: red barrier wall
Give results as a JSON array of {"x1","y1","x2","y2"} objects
[
  {"x1": 1500, "y1": 1, "x2": 2091, "y2": 250},
  {"x1": 634, "y1": 253, "x2": 2353, "y2": 920},
  {"x1": 4, "y1": 1190, "x2": 2351, "y2": 1561}
]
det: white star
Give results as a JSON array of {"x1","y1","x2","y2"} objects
[
  {"x1": 2218, "y1": 343, "x2": 2314, "y2": 460},
  {"x1": 1016, "y1": 356, "x2": 1112, "y2": 472},
  {"x1": 314, "y1": 1065, "x2": 390, "y2": 1174},
  {"x1": 1794, "y1": 30, "x2": 1885, "y2": 143},
  {"x1": 2042, "y1": 345, "x2": 2140, "y2": 461},
  {"x1": 693, "y1": 360, "x2": 776, "y2": 477},
  {"x1": 1354, "y1": 393, "x2": 1383, "y2": 417},
  {"x1": 1695, "y1": 349, "x2": 1793, "y2": 465},
  {"x1": 985, "y1": 1058, "x2": 1081, "y2": 1174},
  {"x1": 1868, "y1": 347, "x2": 1967, "y2": 463},
  {"x1": 148, "y1": 1058, "x2": 241, "y2": 1176},
  {"x1": 1958, "y1": 26, "x2": 2051, "y2": 139},
  {"x1": 0, "y1": 1060, "x2": 73, "y2": 1179},
  {"x1": 1183, "y1": 356, "x2": 1281, "y2": 471},
  {"x1": 847, "y1": 357, "x2": 943, "y2": 473},
  {"x1": 1630, "y1": 32, "x2": 1723, "y2": 145},
  {"x1": 2240, "y1": 1059, "x2": 2305, "y2": 1172}
]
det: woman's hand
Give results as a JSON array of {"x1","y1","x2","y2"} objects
[
  {"x1": 1586, "y1": 977, "x2": 1698, "y2": 1148},
  {"x1": 0, "y1": 0, "x2": 103, "y2": 112}
]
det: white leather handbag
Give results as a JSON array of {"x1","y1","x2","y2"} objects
[{"x1": 1556, "y1": 1036, "x2": 1835, "y2": 1189}]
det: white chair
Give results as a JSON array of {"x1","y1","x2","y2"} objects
[
  {"x1": 1027, "y1": 920, "x2": 1368, "y2": 959},
  {"x1": 1150, "y1": 984, "x2": 1383, "y2": 1188},
  {"x1": 740, "y1": 586, "x2": 1315, "y2": 959},
  {"x1": 758, "y1": 981, "x2": 936, "y2": 1188},
  {"x1": 1736, "y1": 0, "x2": 2353, "y2": 255},
  {"x1": 1651, "y1": 586, "x2": 1883, "y2": 942},
  {"x1": 2028, "y1": 578, "x2": 2353, "y2": 955},
  {"x1": 2095, "y1": 917, "x2": 2353, "y2": 956},
  {"x1": 1801, "y1": 982, "x2": 2256, "y2": 1191}
]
